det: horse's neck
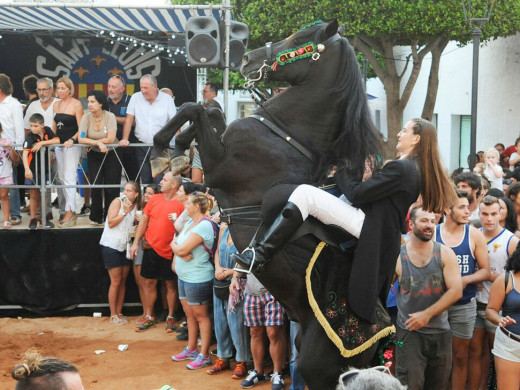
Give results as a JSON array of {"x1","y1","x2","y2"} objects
[{"x1": 257, "y1": 86, "x2": 342, "y2": 152}]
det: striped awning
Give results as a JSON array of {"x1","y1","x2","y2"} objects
[{"x1": 0, "y1": 2, "x2": 223, "y2": 32}]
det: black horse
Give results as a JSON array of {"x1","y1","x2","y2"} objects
[{"x1": 152, "y1": 20, "x2": 386, "y2": 389}]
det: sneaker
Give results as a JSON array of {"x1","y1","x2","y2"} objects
[
  {"x1": 176, "y1": 329, "x2": 188, "y2": 341},
  {"x1": 206, "y1": 358, "x2": 230, "y2": 375},
  {"x1": 270, "y1": 372, "x2": 285, "y2": 390},
  {"x1": 89, "y1": 219, "x2": 104, "y2": 226},
  {"x1": 28, "y1": 218, "x2": 37, "y2": 230},
  {"x1": 241, "y1": 370, "x2": 265, "y2": 388},
  {"x1": 165, "y1": 316, "x2": 176, "y2": 333},
  {"x1": 78, "y1": 204, "x2": 91, "y2": 216},
  {"x1": 135, "y1": 315, "x2": 155, "y2": 332},
  {"x1": 171, "y1": 347, "x2": 199, "y2": 362},
  {"x1": 21, "y1": 205, "x2": 30, "y2": 213},
  {"x1": 232, "y1": 362, "x2": 248, "y2": 379},
  {"x1": 10, "y1": 216, "x2": 21, "y2": 226},
  {"x1": 186, "y1": 354, "x2": 211, "y2": 370},
  {"x1": 45, "y1": 219, "x2": 55, "y2": 228}
]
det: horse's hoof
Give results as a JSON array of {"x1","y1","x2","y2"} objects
[
  {"x1": 169, "y1": 156, "x2": 191, "y2": 176},
  {"x1": 150, "y1": 149, "x2": 174, "y2": 178}
]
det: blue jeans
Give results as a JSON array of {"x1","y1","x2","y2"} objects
[
  {"x1": 9, "y1": 166, "x2": 20, "y2": 219},
  {"x1": 213, "y1": 291, "x2": 251, "y2": 363},
  {"x1": 289, "y1": 321, "x2": 306, "y2": 390}
]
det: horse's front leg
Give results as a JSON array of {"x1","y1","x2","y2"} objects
[{"x1": 151, "y1": 103, "x2": 205, "y2": 177}]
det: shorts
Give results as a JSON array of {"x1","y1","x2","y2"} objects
[
  {"x1": 244, "y1": 292, "x2": 285, "y2": 327},
  {"x1": 140, "y1": 247, "x2": 177, "y2": 280},
  {"x1": 178, "y1": 278, "x2": 213, "y2": 305},
  {"x1": 474, "y1": 302, "x2": 497, "y2": 333},
  {"x1": 492, "y1": 326, "x2": 520, "y2": 363},
  {"x1": 0, "y1": 176, "x2": 14, "y2": 185},
  {"x1": 101, "y1": 245, "x2": 130, "y2": 269},
  {"x1": 448, "y1": 298, "x2": 477, "y2": 339}
]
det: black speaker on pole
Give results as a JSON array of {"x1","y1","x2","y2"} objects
[
  {"x1": 219, "y1": 20, "x2": 249, "y2": 71},
  {"x1": 185, "y1": 16, "x2": 220, "y2": 67}
]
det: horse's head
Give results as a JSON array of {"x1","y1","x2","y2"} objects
[{"x1": 241, "y1": 19, "x2": 340, "y2": 86}]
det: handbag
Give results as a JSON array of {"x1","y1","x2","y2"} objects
[{"x1": 214, "y1": 277, "x2": 232, "y2": 301}]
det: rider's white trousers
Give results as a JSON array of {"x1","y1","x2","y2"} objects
[{"x1": 288, "y1": 184, "x2": 365, "y2": 238}]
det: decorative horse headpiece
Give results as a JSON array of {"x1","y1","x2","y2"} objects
[{"x1": 242, "y1": 20, "x2": 341, "y2": 88}]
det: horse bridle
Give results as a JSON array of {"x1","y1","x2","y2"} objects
[{"x1": 243, "y1": 33, "x2": 342, "y2": 91}]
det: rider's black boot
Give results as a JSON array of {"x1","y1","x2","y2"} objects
[{"x1": 232, "y1": 202, "x2": 303, "y2": 273}]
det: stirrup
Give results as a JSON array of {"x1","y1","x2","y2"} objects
[{"x1": 233, "y1": 247, "x2": 256, "y2": 274}]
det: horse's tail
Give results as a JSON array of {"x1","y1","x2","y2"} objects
[{"x1": 332, "y1": 39, "x2": 382, "y2": 179}]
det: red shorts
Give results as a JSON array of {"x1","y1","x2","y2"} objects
[{"x1": 244, "y1": 292, "x2": 285, "y2": 327}]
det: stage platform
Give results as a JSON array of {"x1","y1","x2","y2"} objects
[{"x1": 0, "y1": 214, "x2": 140, "y2": 315}]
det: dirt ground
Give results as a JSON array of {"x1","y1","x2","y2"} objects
[{"x1": 0, "y1": 315, "x2": 289, "y2": 390}]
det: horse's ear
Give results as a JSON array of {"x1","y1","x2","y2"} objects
[{"x1": 324, "y1": 19, "x2": 339, "y2": 38}]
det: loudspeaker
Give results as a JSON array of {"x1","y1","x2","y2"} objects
[
  {"x1": 219, "y1": 20, "x2": 249, "y2": 71},
  {"x1": 185, "y1": 16, "x2": 220, "y2": 67}
]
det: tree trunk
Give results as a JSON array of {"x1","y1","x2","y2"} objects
[
  {"x1": 383, "y1": 81, "x2": 402, "y2": 159},
  {"x1": 421, "y1": 38, "x2": 449, "y2": 121}
]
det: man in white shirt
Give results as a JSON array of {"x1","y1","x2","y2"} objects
[
  {"x1": 119, "y1": 74, "x2": 176, "y2": 184},
  {"x1": 23, "y1": 77, "x2": 63, "y2": 220},
  {"x1": 0, "y1": 73, "x2": 24, "y2": 224}
]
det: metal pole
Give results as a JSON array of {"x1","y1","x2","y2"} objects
[
  {"x1": 363, "y1": 56, "x2": 368, "y2": 88},
  {"x1": 223, "y1": 0, "x2": 231, "y2": 119},
  {"x1": 469, "y1": 26, "x2": 481, "y2": 171}
]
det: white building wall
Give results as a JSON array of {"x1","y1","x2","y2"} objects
[{"x1": 367, "y1": 33, "x2": 520, "y2": 171}]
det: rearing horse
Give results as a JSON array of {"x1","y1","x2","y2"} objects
[{"x1": 152, "y1": 20, "x2": 384, "y2": 389}]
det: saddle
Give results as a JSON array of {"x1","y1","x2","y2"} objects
[{"x1": 262, "y1": 184, "x2": 395, "y2": 358}]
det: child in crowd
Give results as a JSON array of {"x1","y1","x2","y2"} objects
[
  {"x1": 484, "y1": 147, "x2": 504, "y2": 191},
  {"x1": 0, "y1": 121, "x2": 16, "y2": 229},
  {"x1": 22, "y1": 113, "x2": 60, "y2": 229},
  {"x1": 509, "y1": 137, "x2": 520, "y2": 170}
]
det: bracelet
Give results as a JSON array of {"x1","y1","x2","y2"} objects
[
  {"x1": 121, "y1": 211, "x2": 127, "y2": 216},
  {"x1": 232, "y1": 275, "x2": 239, "y2": 280},
  {"x1": 68, "y1": 138, "x2": 77, "y2": 144}
]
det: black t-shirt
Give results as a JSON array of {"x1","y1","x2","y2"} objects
[
  {"x1": 107, "y1": 94, "x2": 138, "y2": 142},
  {"x1": 23, "y1": 126, "x2": 58, "y2": 174}
]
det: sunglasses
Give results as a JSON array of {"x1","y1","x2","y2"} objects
[{"x1": 111, "y1": 74, "x2": 126, "y2": 86}]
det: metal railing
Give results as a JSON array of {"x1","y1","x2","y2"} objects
[{"x1": 0, "y1": 143, "x2": 154, "y2": 229}]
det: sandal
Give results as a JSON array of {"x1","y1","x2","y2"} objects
[
  {"x1": 3, "y1": 221, "x2": 12, "y2": 229},
  {"x1": 110, "y1": 315, "x2": 127, "y2": 325}
]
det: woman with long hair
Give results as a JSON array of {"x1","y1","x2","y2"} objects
[
  {"x1": 499, "y1": 197, "x2": 520, "y2": 237},
  {"x1": 133, "y1": 184, "x2": 158, "y2": 321},
  {"x1": 486, "y1": 246, "x2": 520, "y2": 390},
  {"x1": 78, "y1": 89, "x2": 120, "y2": 225},
  {"x1": 53, "y1": 77, "x2": 83, "y2": 227},
  {"x1": 233, "y1": 118, "x2": 458, "y2": 321},
  {"x1": 171, "y1": 191, "x2": 215, "y2": 370},
  {"x1": 99, "y1": 181, "x2": 142, "y2": 324}
]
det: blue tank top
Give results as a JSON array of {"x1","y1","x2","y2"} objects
[
  {"x1": 218, "y1": 227, "x2": 237, "y2": 269},
  {"x1": 503, "y1": 273, "x2": 520, "y2": 335},
  {"x1": 436, "y1": 224, "x2": 477, "y2": 304}
]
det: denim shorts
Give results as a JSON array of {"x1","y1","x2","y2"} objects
[{"x1": 178, "y1": 278, "x2": 213, "y2": 305}]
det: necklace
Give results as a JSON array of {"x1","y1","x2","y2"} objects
[
  {"x1": 60, "y1": 98, "x2": 71, "y2": 113},
  {"x1": 93, "y1": 111, "x2": 103, "y2": 122}
]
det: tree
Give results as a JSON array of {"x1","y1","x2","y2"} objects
[{"x1": 178, "y1": 0, "x2": 520, "y2": 156}]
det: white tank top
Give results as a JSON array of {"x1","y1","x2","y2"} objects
[
  {"x1": 99, "y1": 198, "x2": 136, "y2": 251},
  {"x1": 477, "y1": 227, "x2": 515, "y2": 304}
]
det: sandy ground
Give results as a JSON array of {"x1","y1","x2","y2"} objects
[{"x1": 0, "y1": 315, "x2": 287, "y2": 390}]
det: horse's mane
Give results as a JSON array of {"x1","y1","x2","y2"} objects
[{"x1": 328, "y1": 38, "x2": 382, "y2": 180}]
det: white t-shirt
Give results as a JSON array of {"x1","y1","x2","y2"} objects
[
  {"x1": 24, "y1": 98, "x2": 59, "y2": 129},
  {"x1": 0, "y1": 95, "x2": 24, "y2": 148},
  {"x1": 127, "y1": 90, "x2": 176, "y2": 143},
  {"x1": 484, "y1": 164, "x2": 503, "y2": 191}
]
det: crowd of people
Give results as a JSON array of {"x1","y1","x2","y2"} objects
[{"x1": 2, "y1": 71, "x2": 520, "y2": 390}]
